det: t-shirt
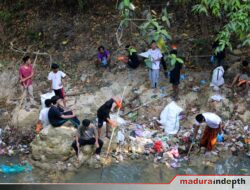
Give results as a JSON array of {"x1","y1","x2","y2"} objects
[
  {"x1": 147, "y1": 48, "x2": 162, "y2": 70},
  {"x1": 19, "y1": 64, "x2": 33, "y2": 86},
  {"x1": 202, "y1": 112, "x2": 222, "y2": 129},
  {"x1": 39, "y1": 107, "x2": 50, "y2": 127},
  {"x1": 98, "y1": 50, "x2": 110, "y2": 61},
  {"x1": 128, "y1": 52, "x2": 140, "y2": 69},
  {"x1": 97, "y1": 98, "x2": 114, "y2": 121},
  {"x1": 48, "y1": 106, "x2": 62, "y2": 126},
  {"x1": 48, "y1": 71, "x2": 66, "y2": 90},
  {"x1": 78, "y1": 125, "x2": 97, "y2": 140}
]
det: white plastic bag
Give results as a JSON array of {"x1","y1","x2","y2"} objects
[
  {"x1": 160, "y1": 101, "x2": 183, "y2": 135},
  {"x1": 40, "y1": 92, "x2": 55, "y2": 109},
  {"x1": 210, "y1": 66, "x2": 224, "y2": 88},
  {"x1": 110, "y1": 114, "x2": 126, "y2": 126},
  {"x1": 116, "y1": 130, "x2": 125, "y2": 144}
]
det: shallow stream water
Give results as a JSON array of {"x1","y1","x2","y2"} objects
[{"x1": 0, "y1": 154, "x2": 249, "y2": 183}]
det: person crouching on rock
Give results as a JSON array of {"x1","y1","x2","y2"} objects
[
  {"x1": 97, "y1": 97, "x2": 121, "y2": 138},
  {"x1": 227, "y1": 60, "x2": 250, "y2": 94},
  {"x1": 193, "y1": 113, "x2": 224, "y2": 153},
  {"x1": 72, "y1": 119, "x2": 103, "y2": 160},
  {"x1": 48, "y1": 96, "x2": 80, "y2": 128}
]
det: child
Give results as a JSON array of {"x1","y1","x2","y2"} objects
[
  {"x1": 48, "y1": 63, "x2": 67, "y2": 107},
  {"x1": 146, "y1": 41, "x2": 162, "y2": 93},
  {"x1": 95, "y1": 46, "x2": 111, "y2": 67},
  {"x1": 169, "y1": 45, "x2": 182, "y2": 98},
  {"x1": 19, "y1": 55, "x2": 36, "y2": 109}
]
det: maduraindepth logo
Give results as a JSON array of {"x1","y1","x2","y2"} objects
[{"x1": 180, "y1": 178, "x2": 246, "y2": 189}]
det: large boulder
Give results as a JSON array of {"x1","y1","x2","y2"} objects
[
  {"x1": 12, "y1": 108, "x2": 39, "y2": 129},
  {"x1": 30, "y1": 126, "x2": 110, "y2": 171},
  {"x1": 31, "y1": 126, "x2": 77, "y2": 162}
]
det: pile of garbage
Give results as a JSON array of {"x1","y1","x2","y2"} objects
[
  {"x1": 0, "y1": 127, "x2": 33, "y2": 157},
  {"x1": 109, "y1": 100, "x2": 250, "y2": 168}
]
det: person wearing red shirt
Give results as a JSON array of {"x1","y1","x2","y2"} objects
[{"x1": 19, "y1": 56, "x2": 35, "y2": 109}]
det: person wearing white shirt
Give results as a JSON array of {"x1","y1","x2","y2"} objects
[
  {"x1": 48, "y1": 63, "x2": 67, "y2": 107},
  {"x1": 193, "y1": 112, "x2": 224, "y2": 152},
  {"x1": 147, "y1": 41, "x2": 162, "y2": 92},
  {"x1": 36, "y1": 99, "x2": 51, "y2": 132}
]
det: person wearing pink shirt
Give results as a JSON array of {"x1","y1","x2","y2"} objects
[{"x1": 19, "y1": 56, "x2": 36, "y2": 109}]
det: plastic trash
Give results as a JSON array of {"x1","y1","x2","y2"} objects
[
  {"x1": 210, "y1": 66, "x2": 224, "y2": 88},
  {"x1": 170, "y1": 161, "x2": 181, "y2": 168},
  {"x1": 128, "y1": 112, "x2": 138, "y2": 122},
  {"x1": 153, "y1": 141, "x2": 163, "y2": 153},
  {"x1": 110, "y1": 114, "x2": 126, "y2": 126},
  {"x1": 211, "y1": 95, "x2": 224, "y2": 102},
  {"x1": 40, "y1": 92, "x2": 55, "y2": 109},
  {"x1": 200, "y1": 80, "x2": 206, "y2": 85},
  {"x1": 160, "y1": 101, "x2": 183, "y2": 135},
  {"x1": 0, "y1": 148, "x2": 5, "y2": 155},
  {"x1": 135, "y1": 129, "x2": 143, "y2": 137},
  {"x1": 169, "y1": 148, "x2": 180, "y2": 158},
  {"x1": 192, "y1": 86, "x2": 200, "y2": 92},
  {"x1": 0, "y1": 164, "x2": 32, "y2": 174},
  {"x1": 116, "y1": 130, "x2": 125, "y2": 144},
  {"x1": 180, "y1": 74, "x2": 186, "y2": 81},
  {"x1": 217, "y1": 133, "x2": 224, "y2": 142}
]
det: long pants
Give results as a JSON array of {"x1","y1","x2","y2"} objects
[
  {"x1": 22, "y1": 85, "x2": 35, "y2": 105},
  {"x1": 72, "y1": 137, "x2": 104, "y2": 156},
  {"x1": 149, "y1": 69, "x2": 160, "y2": 88},
  {"x1": 52, "y1": 111, "x2": 80, "y2": 128}
]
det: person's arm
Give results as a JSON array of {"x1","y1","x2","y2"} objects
[
  {"x1": 107, "y1": 118, "x2": 117, "y2": 128},
  {"x1": 91, "y1": 124, "x2": 99, "y2": 148},
  {"x1": 60, "y1": 71, "x2": 66, "y2": 87},
  {"x1": 48, "y1": 73, "x2": 53, "y2": 91},
  {"x1": 21, "y1": 65, "x2": 34, "y2": 82},
  {"x1": 61, "y1": 113, "x2": 76, "y2": 119},
  {"x1": 193, "y1": 124, "x2": 200, "y2": 141},
  {"x1": 111, "y1": 102, "x2": 116, "y2": 112},
  {"x1": 50, "y1": 80, "x2": 53, "y2": 91},
  {"x1": 229, "y1": 74, "x2": 240, "y2": 87},
  {"x1": 75, "y1": 133, "x2": 80, "y2": 157}
]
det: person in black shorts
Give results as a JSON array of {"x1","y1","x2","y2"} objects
[
  {"x1": 97, "y1": 97, "x2": 121, "y2": 138},
  {"x1": 169, "y1": 46, "x2": 182, "y2": 98},
  {"x1": 48, "y1": 63, "x2": 67, "y2": 107}
]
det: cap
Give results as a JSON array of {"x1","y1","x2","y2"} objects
[{"x1": 171, "y1": 44, "x2": 177, "y2": 49}]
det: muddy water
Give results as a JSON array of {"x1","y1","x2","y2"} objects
[{"x1": 0, "y1": 154, "x2": 249, "y2": 183}]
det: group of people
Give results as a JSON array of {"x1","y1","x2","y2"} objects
[
  {"x1": 18, "y1": 40, "x2": 250, "y2": 160},
  {"x1": 96, "y1": 41, "x2": 183, "y2": 97}
]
